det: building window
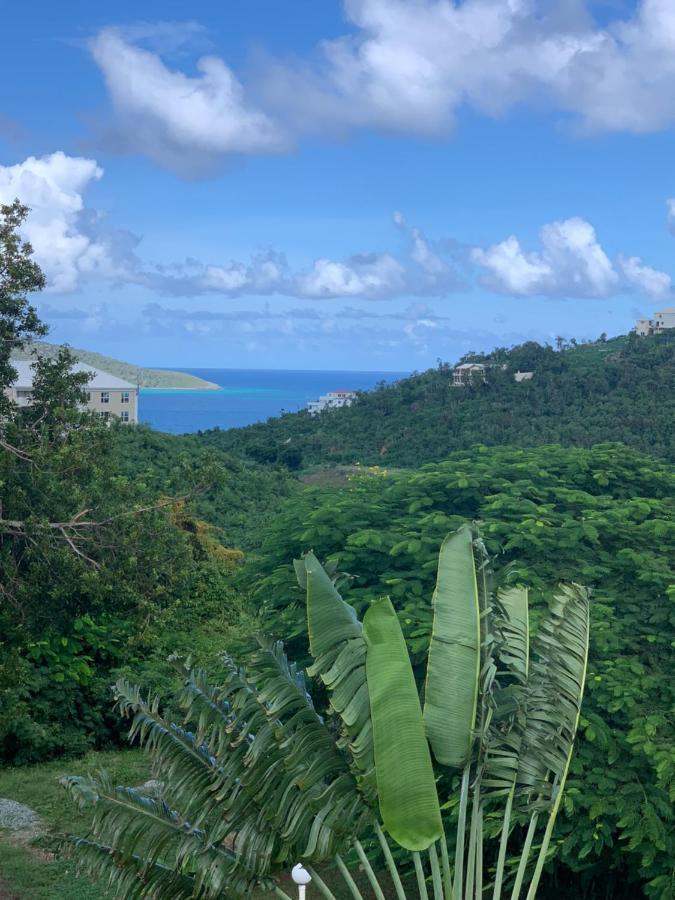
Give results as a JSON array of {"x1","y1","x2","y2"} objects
[
  {"x1": 121, "y1": 391, "x2": 129, "y2": 404},
  {"x1": 87, "y1": 392, "x2": 91, "y2": 401},
  {"x1": 100, "y1": 411, "x2": 110, "y2": 422},
  {"x1": 100, "y1": 391, "x2": 110, "y2": 404},
  {"x1": 120, "y1": 411, "x2": 129, "y2": 423},
  {"x1": 16, "y1": 390, "x2": 33, "y2": 399}
]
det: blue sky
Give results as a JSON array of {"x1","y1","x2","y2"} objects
[{"x1": 2, "y1": 0, "x2": 675, "y2": 370}]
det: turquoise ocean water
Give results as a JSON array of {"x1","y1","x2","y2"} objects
[{"x1": 140, "y1": 368, "x2": 408, "y2": 434}]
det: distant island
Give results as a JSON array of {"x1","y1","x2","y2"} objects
[{"x1": 11, "y1": 342, "x2": 220, "y2": 391}]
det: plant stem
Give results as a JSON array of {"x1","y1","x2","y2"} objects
[
  {"x1": 413, "y1": 852, "x2": 430, "y2": 900},
  {"x1": 375, "y1": 822, "x2": 408, "y2": 900},
  {"x1": 354, "y1": 838, "x2": 387, "y2": 900},
  {"x1": 429, "y1": 842, "x2": 444, "y2": 900},
  {"x1": 464, "y1": 784, "x2": 480, "y2": 900},
  {"x1": 440, "y1": 834, "x2": 454, "y2": 900},
  {"x1": 475, "y1": 803, "x2": 483, "y2": 899},
  {"x1": 334, "y1": 854, "x2": 364, "y2": 900},
  {"x1": 492, "y1": 787, "x2": 514, "y2": 900},
  {"x1": 510, "y1": 812, "x2": 538, "y2": 900},
  {"x1": 274, "y1": 888, "x2": 295, "y2": 900},
  {"x1": 454, "y1": 764, "x2": 472, "y2": 900},
  {"x1": 307, "y1": 866, "x2": 339, "y2": 900}
]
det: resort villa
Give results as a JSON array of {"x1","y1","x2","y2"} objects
[
  {"x1": 453, "y1": 363, "x2": 534, "y2": 386},
  {"x1": 634, "y1": 307, "x2": 675, "y2": 336},
  {"x1": 307, "y1": 390, "x2": 357, "y2": 415},
  {"x1": 452, "y1": 363, "x2": 487, "y2": 386},
  {"x1": 7, "y1": 361, "x2": 138, "y2": 424}
]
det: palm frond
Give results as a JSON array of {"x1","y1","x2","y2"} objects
[
  {"x1": 516, "y1": 583, "x2": 590, "y2": 805},
  {"x1": 66, "y1": 837, "x2": 196, "y2": 900},
  {"x1": 298, "y1": 552, "x2": 377, "y2": 799}
]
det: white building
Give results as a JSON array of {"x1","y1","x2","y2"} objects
[
  {"x1": 307, "y1": 390, "x2": 357, "y2": 415},
  {"x1": 514, "y1": 371, "x2": 534, "y2": 382},
  {"x1": 452, "y1": 363, "x2": 487, "y2": 387},
  {"x1": 635, "y1": 307, "x2": 675, "y2": 336},
  {"x1": 6, "y1": 361, "x2": 138, "y2": 424}
]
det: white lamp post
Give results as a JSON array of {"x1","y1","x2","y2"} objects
[{"x1": 291, "y1": 863, "x2": 312, "y2": 900}]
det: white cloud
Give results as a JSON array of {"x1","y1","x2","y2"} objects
[
  {"x1": 0, "y1": 152, "x2": 114, "y2": 292},
  {"x1": 89, "y1": 28, "x2": 286, "y2": 175},
  {"x1": 473, "y1": 215, "x2": 675, "y2": 300},
  {"x1": 276, "y1": 0, "x2": 675, "y2": 137},
  {"x1": 472, "y1": 217, "x2": 620, "y2": 298},
  {"x1": 6, "y1": 151, "x2": 672, "y2": 304},
  {"x1": 666, "y1": 198, "x2": 675, "y2": 233},
  {"x1": 294, "y1": 254, "x2": 405, "y2": 299},
  {"x1": 619, "y1": 255, "x2": 672, "y2": 299},
  {"x1": 86, "y1": 3, "x2": 675, "y2": 174}
]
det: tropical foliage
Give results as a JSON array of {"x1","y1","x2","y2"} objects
[
  {"x1": 0, "y1": 202, "x2": 277, "y2": 763},
  {"x1": 200, "y1": 333, "x2": 675, "y2": 468},
  {"x1": 64, "y1": 526, "x2": 589, "y2": 900},
  {"x1": 247, "y1": 444, "x2": 675, "y2": 898}
]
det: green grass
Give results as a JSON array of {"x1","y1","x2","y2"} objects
[
  {"x1": 0, "y1": 749, "x2": 147, "y2": 899},
  {"x1": 0, "y1": 749, "x2": 411, "y2": 899}
]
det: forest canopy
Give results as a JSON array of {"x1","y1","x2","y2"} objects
[{"x1": 200, "y1": 333, "x2": 675, "y2": 468}]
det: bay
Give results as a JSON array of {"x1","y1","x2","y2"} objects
[{"x1": 140, "y1": 368, "x2": 408, "y2": 434}]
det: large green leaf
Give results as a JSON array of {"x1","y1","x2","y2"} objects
[
  {"x1": 482, "y1": 586, "x2": 529, "y2": 797},
  {"x1": 299, "y1": 553, "x2": 376, "y2": 795},
  {"x1": 364, "y1": 596, "x2": 443, "y2": 851},
  {"x1": 516, "y1": 583, "x2": 590, "y2": 802},
  {"x1": 303, "y1": 552, "x2": 361, "y2": 660},
  {"x1": 423, "y1": 524, "x2": 481, "y2": 768}
]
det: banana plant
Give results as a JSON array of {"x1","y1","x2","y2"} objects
[{"x1": 63, "y1": 523, "x2": 589, "y2": 900}]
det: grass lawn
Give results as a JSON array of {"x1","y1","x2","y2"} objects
[
  {"x1": 0, "y1": 749, "x2": 404, "y2": 899},
  {"x1": 0, "y1": 749, "x2": 147, "y2": 899}
]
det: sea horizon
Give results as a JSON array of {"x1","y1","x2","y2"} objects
[{"x1": 139, "y1": 367, "x2": 408, "y2": 434}]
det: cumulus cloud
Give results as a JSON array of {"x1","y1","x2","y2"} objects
[
  {"x1": 2, "y1": 151, "x2": 465, "y2": 299},
  {"x1": 89, "y1": 27, "x2": 287, "y2": 175},
  {"x1": 312, "y1": 0, "x2": 675, "y2": 137},
  {"x1": 0, "y1": 152, "x2": 119, "y2": 292},
  {"x1": 6, "y1": 151, "x2": 671, "y2": 303},
  {"x1": 87, "y1": 3, "x2": 675, "y2": 173},
  {"x1": 473, "y1": 217, "x2": 622, "y2": 298},
  {"x1": 619, "y1": 255, "x2": 672, "y2": 299}
]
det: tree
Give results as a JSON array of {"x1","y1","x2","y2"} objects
[
  {"x1": 0, "y1": 203, "x2": 236, "y2": 763},
  {"x1": 64, "y1": 526, "x2": 589, "y2": 899}
]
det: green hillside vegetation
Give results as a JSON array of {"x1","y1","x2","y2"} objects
[
  {"x1": 199, "y1": 332, "x2": 674, "y2": 468},
  {"x1": 11, "y1": 340, "x2": 220, "y2": 390},
  {"x1": 246, "y1": 444, "x2": 675, "y2": 899},
  {"x1": 1, "y1": 204, "x2": 674, "y2": 900}
]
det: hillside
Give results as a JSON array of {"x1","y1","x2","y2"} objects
[
  {"x1": 12, "y1": 341, "x2": 220, "y2": 390},
  {"x1": 197, "y1": 332, "x2": 675, "y2": 467}
]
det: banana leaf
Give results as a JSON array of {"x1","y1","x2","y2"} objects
[
  {"x1": 364, "y1": 596, "x2": 443, "y2": 851},
  {"x1": 423, "y1": 524, "x2": 481, "y2": 768}
]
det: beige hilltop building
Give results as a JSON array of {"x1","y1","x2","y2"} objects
[
  {"x1": 7, "y1": 361, "x2": 138, "y2": 424},
  {"x1": 634, "y1": 307, "x2": 675, "y2": 336}
]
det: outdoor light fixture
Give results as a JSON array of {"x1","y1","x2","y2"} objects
[{"x1": 291, "y1": 863, "x2": 312, "y2": 899}]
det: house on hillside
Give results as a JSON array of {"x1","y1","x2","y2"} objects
[
  {"x1": 307, "y1": 390, "x2": 357, "y2": 415},
  {"x1": 7, "y1": 361, "x2": 138, "y2": 424},
  {"x1": 634, "y1": 307, "x2": 675, "y2": 336},
  {"x1": 452, "y1": 363, "x2": 487, "y2": 386},
  {"x1": 514, "y1": 371, "x2": 534, "y2": 382}
]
